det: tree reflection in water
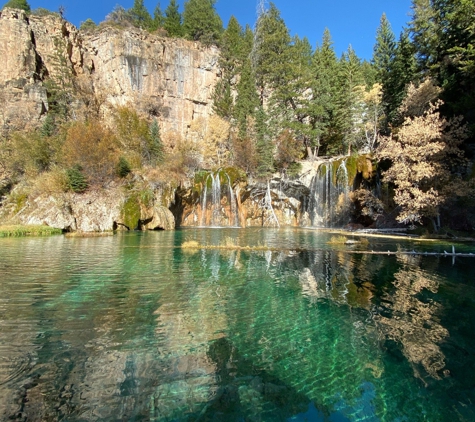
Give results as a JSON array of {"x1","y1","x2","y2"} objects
[
  {"x1": 375, "y1": 255, "x2": 449, "y2": 383},
  {"x1": 0, "y1": 232, "x2": 473, "y2": 421}
]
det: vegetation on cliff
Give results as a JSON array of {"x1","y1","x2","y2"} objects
[{"x1": 0, "y1": 0, "x2": 474, "y2": 232}]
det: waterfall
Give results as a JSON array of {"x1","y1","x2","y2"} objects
[
  {"x1": 226, "y1": 173, "x2": 239, "y2": 227},
  {"x1": 306, "y1": 159, "x2": 352, "y2": 228},
  {"x1": 199, "y1": 170, "x2": 240, "y2": 227},
  {"x1": 211, "y1": 173, "x2": 221, "y2": 226},
  {"x1": 200, "y1": 175, "x2": 209, "y2": 226}
]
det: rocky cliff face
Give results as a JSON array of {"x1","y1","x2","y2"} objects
[
  {"x1": 9, "y1": 184, "x2": 175, "y2": 232},
  {"x1": 0, "y1": 8, "x2": 219, "y2": 137}
]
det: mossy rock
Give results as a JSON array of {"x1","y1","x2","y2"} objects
[
  {"x1": 346, "y1": 154, "x2": 376, "y2": 183},
  {"x1": 121, "y1": 193, "x2": 142, "y2": 230}
]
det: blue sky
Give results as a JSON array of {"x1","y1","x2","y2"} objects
[{"x1": 27, "y1": 0, "x2": 413, "y2": 60}]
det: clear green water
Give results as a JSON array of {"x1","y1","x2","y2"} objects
[{"x1": 0, "y1": 228, "x2": 474, "y2": 421}]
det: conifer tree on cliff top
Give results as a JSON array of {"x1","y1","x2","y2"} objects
[
  {"x1": 2, "y1": 0, "x2": 30, "y2": 12},
  {"x1": 183, "y1": 0, "x2": 223, "y2": 46},
  {"x1": 129, "y1": 0, "x2": 152, "y2": 30},
  {"x1": 164, "y1": 0, "x2": 183, "y2": 37}
]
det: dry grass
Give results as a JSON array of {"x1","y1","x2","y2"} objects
[
  {"x1": 181, "y1": 239, "x2": 283, "y2": 252},
  {"x1": 327, "y1": 235, "x2": 348, "y2": 244},
  {"x1": 65, "y1": 231, "x2": 114, "y2": 238},
  {"x1": 181, "y1": 240, "x2": 200, "y2": 249},
  {"x1": 31, "y1": 168, "x2": 68, "y2": 196}
]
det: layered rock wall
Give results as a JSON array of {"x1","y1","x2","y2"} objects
[{"x1": 0, "y1": 8, "x2": 220, "y2": 137}]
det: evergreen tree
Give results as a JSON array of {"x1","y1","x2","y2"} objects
[
  {"x1": 410, "y1": 0, "x2": 475, "y2": 120},
  {"x1": 148, "y1": 119, "x2": 165, "y2": 165},
  {"x1": 182, "y1": 0, "x2": 223, "y2": 46},
  {"x1": 219, "y1": 16, "x2": 243, "y2": 76},
  {"x1": 372, "y1": 14, "x2": 396, "y2": 82},
  {"x1": 252, "y1": 3, "x2": 291, "y2": 104},
  {"x1": 66, "y1": 165, "x2": 88, "y2": 193},
  {"x1": 164, "y1": 0, "x2": 183, "y2": 37},
  {"x1": 45, "y1": 36, "x2": 75, "y2": 120},
  {"x1": 40, "y1": 114, "x2": 56, "y2": 137},
  {"x1": 2, "y1": 0, "x2": 30, "y2": 12},
  {"x1": 255, "y1": 106, "x2": 274, "y2": 177},
  {"x1": 150, "y1": 2, "x2": 164, "y2": 31},
  {"x1": 307, "y1": 28, "x2": 338, "y2": 156},
  {"x1": 212, "y1": 16, "x2": 243, "y2": 119},
  {"x1": 234, "y1": 58, "x2": 259, "y2": 138},
  {"x1": 280, "y1": 36, "x2": 314, "y2": 153},
  {"x1": 129, "y1": 0, "x2": 152, "y2": 30},
  {"x1": 410, "y1": 0, "x2": 440, "y2": 71},
  {"x1": 372, "y1": 14, "x2": 396, "y2": 131},
  {"x1": 79, "y1": 18, "x2": 97, "y2": 31},
  {"x1": 386, "y1": 30, "x2": 417, "y2": 125},
  {"x1": 334, "y1": 46, "x2": 366, "y2": 155},
  {"x1": 117, "y1": 156, "x2": 131, "y2": 178}
]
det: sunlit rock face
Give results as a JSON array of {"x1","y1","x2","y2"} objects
[
  {"x1": 81, "y1": 27, "x2": 219, "y2": 136},
  {"x1": 0, "y1": 8, "x2": 219, "y2": 137},
  {"x1": 14, "y1": 186, "x2": 175, "y2": 232}
]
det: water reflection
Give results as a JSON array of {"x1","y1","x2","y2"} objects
[
  {"x1": 375, "y1": 255, "x2": 449, "y2": 383},
  {"x1": 0, "y1": 230, "x2": 473, "y2": 421}
]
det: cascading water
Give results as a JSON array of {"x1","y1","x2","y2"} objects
[
  {"x1": 200, "y1": 175, "x2": 209, "y2": 226},
  {"x1": 306, "y1": 159, "x2": 352, "y2": 228},
  {"x1": 211, "y1": 173, "x2": 221, "y2": 226},
  {"x1": 199, "y1": 170, "x2": 240, "y2": 227},
  {"x1": 226, "y1": 173, "x2": 239, "y2": 227}
]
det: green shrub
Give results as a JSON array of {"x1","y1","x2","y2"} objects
[
  {"x1": 66, "y1": 165, "x2": 88, "y2": 193},
  {"x1": 117, "y1": 156, "x2": 131, "y2": 178},
  {"x1": 2, "y1": 0, "x2": 30, "y2": 12},
  {"x1": 80, "y1": 18, "x2": 97, "y2": 31},
  {"x1": 30, "y1": 7, "x2": 58, "y2": 17}
]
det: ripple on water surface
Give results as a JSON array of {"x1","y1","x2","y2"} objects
[{"x1": 0, "y1": 229, "x2": 474, "y2": 421}]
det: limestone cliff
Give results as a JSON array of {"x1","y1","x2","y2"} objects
[
  {"x1": 11, "y1": 184, "x2": 175, "y2": 232},
  {"x1": 0, "y1": 8, "x2": 220, "y2": 137}
]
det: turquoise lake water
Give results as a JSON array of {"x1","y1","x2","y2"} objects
[{"x1": 0, "y1": 228, "x2": 474, "y2": 421}]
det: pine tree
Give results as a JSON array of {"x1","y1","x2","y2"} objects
[
  {"x1": 182, "y1": 0, "x2": 223, "y2": 46},
  {"x1": 129, "y1": 0, "x2": 152, "y2": 30},
  {"x1": 149, "y1": 119, "x2": 165, "y2": 165},
  {"x1": 117, "y1": 156, "x2": 131, "y2": 178},
  {"x1": 252, "y1": 3, "x2": 291, "y2": 103},
  {"x1": 386, "y1": 30, "x2": 417, "y2": 125},
  {"x1": 372, "y1": 13, "x2": 396, "y2": 131},
  {"x1": 234, "y1": 58, "x2": 259, "y2": 138},
  {"x1": 373, "y1": 14, "x2": 396, "y2": 82},
  {"x1": 255, "y1": 106, "x2": 274, "y2": 178},
  {"x1": 334, "y1": 46, "x2": 366, "y2": 155},
  {"x1": 307, "y1": 28, "x2": 338, "y2": 156},
  {"x1": 410, "y1": 0, "x2": 440, "y2": 71},
  {"x1": 79, "y1": 18, "x2": 97, "y2": 31},
  {"x1": 279, "y1": 36, "x2": 314, "y2": 154},
  {"x1": 150, "y1": 2, "x2": 164, "y2": 31},
  {"x1": 212, "y1": 16, "x2": 243, "y2": 119},
  {"x1": 2, "y1": 0, "x2": 30, "y2": 12},
  {"x1": 219, "y1": 16, "x2": 243, "y2": 77},
  {"x1": 40, "y1": 114, "x2": 56, "y2": 137},
  {"x1": 45, "y1": 36, "x2": 75, "y2": 120},
  {"x1": 164, "y1": 0, "x2": 183, "y2": 37},
  {"x1": 66, "y1": 165, "x2": 88, "y2": 193}
]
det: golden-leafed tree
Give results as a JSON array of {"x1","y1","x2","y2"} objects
[
  {"x1": 62, "y1": 120, "x2": 117, "y2": 185},
  {"x1": 377, "y1": 80, "x2": 469, "y2": 230},
  {"x1": 188, "y1": 115, "x2": 230, "y2": 168}
]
